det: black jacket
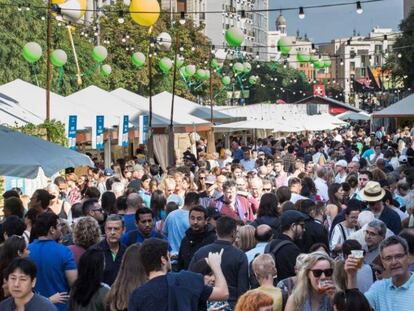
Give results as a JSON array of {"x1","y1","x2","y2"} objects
[
  {"x1": 189, "y1": 240, "x2": 249, "y2": 309},
  {"x1": 92, "y1": 239, "x2": 126, "y2": 286},
  {"x1": 177, "y1": 224, "x2": 217, "y2": 270},
  {"x1": 297, "y1": 215, "x2": 329, "y2": 253},
  {"x1": 265, "y1": 234, "x2": 301, "y2": 283}
]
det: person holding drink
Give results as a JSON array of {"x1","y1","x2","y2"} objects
[{"x1": 285, "y1": 252, "x2": 337, "y2": 311}]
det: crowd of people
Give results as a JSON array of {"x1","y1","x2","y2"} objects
[{"x1": 0, "y1": 123, "x2": 414, "y2": 311}]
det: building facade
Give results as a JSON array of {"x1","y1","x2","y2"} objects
[{"x1": 319, "y1": 27, "x2": 398, "y2": 104}]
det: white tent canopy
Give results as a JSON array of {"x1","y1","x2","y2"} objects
[
  {"x1": 0, "y1": 79, "x2": 90, "y2": 128},
  {"x1": 337, "y1": 111, "x2": 370, "y2": 121},
  {"x1": 372, "y1": 94, "x2": 414, "y2": 118},
  {"x1": 0, "y1": 126, "x2": 93, "y2": 178},
  {"x1": 66, "y1": 85, "x2": 143, "y2": 128},
  {"x1": 152, "y1": 91, "x2": 234, "y2": 121},
  {"x1": 111, "y1": 88, "x2": 210, "y2": 126}
]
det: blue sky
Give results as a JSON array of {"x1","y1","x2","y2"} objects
[{"x1": 268, "y1": 0, "x2": 403, "y2": 43}]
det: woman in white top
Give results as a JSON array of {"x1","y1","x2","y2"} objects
[{"x1": 329, "y1": 203, "x2": 361, "y2": 254}]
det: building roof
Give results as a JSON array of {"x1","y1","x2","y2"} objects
[
  {"x1": 372, "y1": 94, "x2": 414, "y2": 118},
  {"x1": 295, "y1": 95, "x2": 361, "y2": 112},
  {"x1": 110, "y1": 89, "x2": 210, "y2": 126}
]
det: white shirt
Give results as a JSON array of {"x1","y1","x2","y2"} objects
[
  {"x1": 290, "y1": 193, "x2": 307, "y2": 204},
  {"x1": 240, "y1": 159, "x2": 256, "y2": 172},
  {"x1": 218, "y1": 157, "x2": 233, "y2": 168},
  {"x1": 330, "y1": 223, "x2": 356, "y2": 251},
  {"x1": 314, "y1": 177, "x2": 329, "y2": 202},
  {"x1": 335, "y1": 172, "x2": 347, "y2": 184}
]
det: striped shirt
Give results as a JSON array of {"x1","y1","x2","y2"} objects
[{"x1": 365, "y1": 273, "x2": 414, "y2": 311}]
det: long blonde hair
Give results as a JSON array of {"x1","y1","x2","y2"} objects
[{"x1": 291, "y1": 252, "x2": 335, "y2": 311}]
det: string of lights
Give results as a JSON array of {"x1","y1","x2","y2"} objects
[{"x1": 0, "y1": 0, "x2": 386, "y2": 15}]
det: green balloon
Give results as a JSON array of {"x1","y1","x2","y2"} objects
[
  {"x1": 22, "y1": 42, "x2": 42, "y2": 63},
  {"x1": 323, "y1": 56, "x2": 332, "y2": 68},
  {"x1": 309, "y1": 55, "x2": 318, "y2": 64},
  {"x1": 50, "y1": 49, "x2": 67, "y2": 67},
  {"x1": 243, "y1": 62, "x2": 251, "y2": 73},
  {"x1": 225, "y1": 27, "x2": 244, "y2": 47},
  {"x1": 211, "y1": 58, "x2": 223, "y2": 70},
  {"x1": 176, "y1": 57, "x2": 184, "y2": 68},
  {"x1": 101, "y1": 64, "x2": 112, "y2": 76},
  {"x1": 204, "y1": 70, "x2": 210, "y2": 80},
  {"x1": 179, "y1": 66, "x2": 187, "y2": 77},
  {"x1": 233, "y1": 62, "x2": 244, "y2": 74},
  {"x1": 92, "y1": 46, "x2": 108, "y2": 63},
  {"x1": 222, "y1": 76, "x2": 231, "y2": 85},
  {"x1": 248, "y1": 75, "x2": 258, "y2": 85},
  {"x1": 185, "y1": 65, "x2": 196, "y2": 77},
  {"x1": 313, "y1": 58, "x2": 324, "y2": 69},
  {"x1": 277, "y1": 38, "x2": 291, "y2": 56},
  {"x1": 159, "y1": 57, "x2": 173, "y2": 74},
  {"x1": 195, "y1": 69, "x2": 204, "y2": 80},
  {"x1": 296, "y1": 53, "x2": 310, "y2": 63},
  {"x1": 132, "y1": 52, "x2": 145, "y2": 68}
]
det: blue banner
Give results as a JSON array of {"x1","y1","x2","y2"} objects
[
  {"x1": 96, "y1": 115, "x2": 104, "y2": 150},
  {"x1": 68, "y1": 115, "x2": 77, "y2": 150},
  {"x1": 139, "y1": 115, "x2": 149, "y2": 144},
  {"x1": 122, "y1": 115, "x2": 129, "y2": 147}
]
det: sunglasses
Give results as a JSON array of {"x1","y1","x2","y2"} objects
[
  {"x1": 310, "y1": 268, "x2": 333, "y2": 278},
  {"x1": 263, "y1": 188, "x2": 272, "y2": 191}
]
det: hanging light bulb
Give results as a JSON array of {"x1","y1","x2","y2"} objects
[
  {"x1": 255, "y1": 52, "x2": 259, "y2": 59},
  {"x1": 398, "y1": 53, "x2": 402, "y2": 58},
  {"x1": 179, "y1": 12, "x2": 186, "y2": 25},
  {"x1": 298, "y1": 7, "x2": 305, "y2": 19},
  {"x1": 356, "y1": 1, "x2": 363, "y2": 14},
  {"x1": 340, "y1": 58, "x2": 344, "y2": 66},
  {"x1": 118, "y1": 11, "x2": 125, "y2": 24}
]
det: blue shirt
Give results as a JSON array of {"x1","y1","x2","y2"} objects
[
  {"x1": 29, "y1": 240, "x2": 77, "y2": 311},
  {"x1": 123, "y1": 213, "x2": 137, "y2": 233},
  {"x1": 232, "y1": 148, "x2": 244, "y2": 161},
  {"x1": 139, "y1": 190, "x2": 151, "y2": 208},
  {"x1": 245, "y1": 242, "x2": 268, "y2": 264},
  {"x1": 163, "y1": 209, "x2": 190, "y2": 254},
  {"x1": 120, "y1": 228, "x2": 164, "y2": 246},
  {"x1": 365, "y1": 272, "x2": 414, "y2": 311}
]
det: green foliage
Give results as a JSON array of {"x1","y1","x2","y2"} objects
[
  {"x1": 14, "y1": 120, "x2": 68, "y2": 146},
  {"x1": 390, "y1": 10, "x2": 414, "y2": 88},
  {"x1": 248, "y1": 62, "x2": 312, "y2": 103}
]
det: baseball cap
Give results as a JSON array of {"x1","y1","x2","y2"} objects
[
  {"x1": 104, "y1": 168, "x2": 114, "y2": 176},
  {"x1": 205, "y1": 175, "x2": 216, "y2": 185},
  {"x1": 280, "y1": 210, "x2": 306, "y2": 229},
  {"x1": 133, "y1": 164, "x2": 144, "y2": 171},
  {"x1": 335, "y1": 160, "x2": 348, "y2": 168},
  {"x1": 399, "y1": 155, "x2": 408, "y2": 163},
  {"x1": 167, "y1": 194, "x2": 184, "y2": 207}
]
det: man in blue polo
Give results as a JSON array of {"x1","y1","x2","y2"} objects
[
  {"x1": 121, "y1": 207, "x2": 164, "y2": 246},
  {"x1": 345, "y1": 235, "x2": 414, "y2": 311}
]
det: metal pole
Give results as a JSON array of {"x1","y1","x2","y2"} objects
[
  {"x1": 209, "y1": 52, "x2": 214, "y2": 124},
  {"x1": 46, "y1": 0, "x2": 52, "y2": 122}
]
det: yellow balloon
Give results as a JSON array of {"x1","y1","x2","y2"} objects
[
  {"x1": 60, "y1": 0, "x2": 87, "y2": 21},
  {"x1": 130, "y1": 0, "x2": 160, "y2": 27},
  {"x1": 52, "y1": 0, "x2": 66, "y2": 4}
]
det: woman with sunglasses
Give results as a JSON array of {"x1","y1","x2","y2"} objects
[{"x1": 285, "y1": 252, "x2": 337, "y2": 311}]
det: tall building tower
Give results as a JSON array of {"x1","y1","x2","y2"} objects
[
  {"x1": 276, "y1": 13, "x2": 287, "y2": 34},
  {"x1": 404, "y1": 0, "x2": 414, "y2": 19},
  {"x1": 160, "y1": 0, "x2": 206, "y2": 27}
]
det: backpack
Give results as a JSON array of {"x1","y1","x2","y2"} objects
[{"x1": 249, "y1": 240, "x2": 294, "y2": 289}]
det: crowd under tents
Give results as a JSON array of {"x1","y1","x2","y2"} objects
[{"x1": 371, "y1": 93, "x2": 414, "y2": 130}]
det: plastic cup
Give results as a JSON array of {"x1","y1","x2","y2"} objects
[{"x1": 351, "y1": 250, "x2": 364, "y2": 268}]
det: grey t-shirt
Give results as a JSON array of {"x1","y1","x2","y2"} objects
[{"x1": 0, "y1": 293, "x2": 57, "y2": 311}]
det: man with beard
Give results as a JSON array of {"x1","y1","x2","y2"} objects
[
  {"x1": 128, "y1": 238, "x2": 228, "y2": 311},
  {"x1": 265, "y1": 210, "x2": 306, "y2": 283},
  {"x1": 177, "y1": 206, "x2": 217, "y2": 270}
]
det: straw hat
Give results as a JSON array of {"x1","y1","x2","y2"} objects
[{"x1": 359, "y1": 181, "x2": 385, "y2": 202}]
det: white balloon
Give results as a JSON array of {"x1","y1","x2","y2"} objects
[
  {"x1": 215, "y1": 49, "x2": 227, "y2": 61},
  {"x1": 157, "y1": 32, "x2": 172, "y2": 51}
]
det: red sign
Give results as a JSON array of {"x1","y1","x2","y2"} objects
[{"x1": 313, "y1": 84, "x2": 326, "y2": 96}]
